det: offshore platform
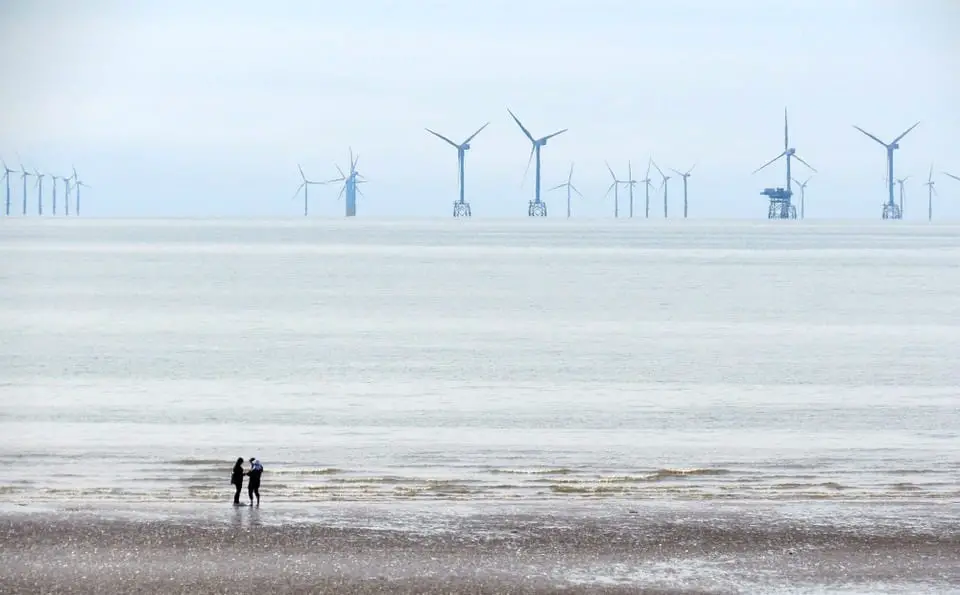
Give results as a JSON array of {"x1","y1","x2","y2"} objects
[{"x1": 753, "y1": 108, "x2": 815, "y2": 219}]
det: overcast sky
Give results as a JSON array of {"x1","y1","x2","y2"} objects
[{"x1": 1, "y1": 0, "x2": 958, "y2": 219}]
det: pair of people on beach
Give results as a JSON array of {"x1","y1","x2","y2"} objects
[{"x1": 231, "y1": 457, "x2": 263, "y2": 506}]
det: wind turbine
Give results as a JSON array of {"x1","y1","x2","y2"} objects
[
  {"x1": 1, "y1": 160, "x2": 15, "y2": 216},
  {"x1": 853, "y1": 121, "x2": 919, "y2": 220},
  {"x1": 923, "y1": 164, "x2": 936, "y2": 222},
  {"x1": 63, "y1": 177, "x2": 72, "y2": 216},
  {"x1": 624, "y1": 161, "x2": 638, "y2": 218},
  {"x1": 651, "y1": 160, "x2": 670, "y2": 218},
  {"x1": 426, "y1": 122, "x2": 489, "y2": 217},
  {"x1": 292, "y1": 165, "x2": 322, "y2": 216},
  {"x1": 753, "y1": 108, "x2": 816, "y2": 219},
  {"x1": 507, "y1": 109, "x2": 567, "y2": 217},
  {"x1": 71, "y1": 168, "x2": 89, "y2": 216},
  {"x1": 604, "y1": 162, "x2": 627, "y2": 218},
  {"x1": 33, "y1": 169, "x2": 45, "y2": 215},
  {"x1": 640, "y1": 159, "x2": 654, "y2": 219},
  {"x1": 19, "y1": 162, "x2": 33, "y2": 215},
  {"x1": 325, "y1": 148, "x2": 365, "y2": 217},
  {"x1": 50, "y1": 175, "x2": 59, "y2": 215},
  {"x1": 791, "y1": 175, "x2": 813, "y2": 220},
  {"x1": 670, "y1": 164, "x2": 696, "y2": 219},
  {"x1": 548, "y1": 162, "x2": 583, "y2": 218},
  {"x1": 893, "y1": 176, "x2": 909, "y2": 217}
]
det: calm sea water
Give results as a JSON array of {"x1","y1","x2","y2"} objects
[{"x1": 1, "y1": 219, "x2": 958, "y2": 513}]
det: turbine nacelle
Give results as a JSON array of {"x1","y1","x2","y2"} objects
[{"x1": 462, "y1": 143, "x2": 471, "y2": 151}]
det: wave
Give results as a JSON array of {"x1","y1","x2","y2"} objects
[
  {"x1": 272, "y1": 467, "x2": 343, "y2": 476},
  {"x1": 169, "y1": 458, "x2": 227, "y2": 466},
  {"x1": 490, "y1": 467, "x2": 574, "y2": 475}
]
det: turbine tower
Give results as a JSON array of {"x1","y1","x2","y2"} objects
[
  {"x1": 63, "y1": 177, "x2": 72, "y2": 216},
  {"x1": 625, "y1": 161, "x2": 637, "y2": 218},
  {"x1": 425, "y1": 122, "x2": 488, "y2": 217},
  {"x1": 33, "y1": 169, "x2": 44, "y2": 215},
  {"x1": 853, "y1": 121, "x2": 919, "y2": 220},
  {"x1": 753, "y1": 108, "x2": 816, "y2": 220},
  {"x1": 326, "y1": 148, "x2": 365, "y2": 217},
  {"x1": 670, "y1": 164, "x2": 696, "y2": 219},
  {"x1": 1, "y1": 161, "x2": 15, "y2": 216},
  {"x1": 604, "y1": 162, "x2": 627, "y2": 218},
  {"x1": 548, "y1": 162, "x2": 583, "y2": 218},
  {"x1": 507, "y1": 109, "x2": 567, "y2": 217},
  {"x1": 893, "y1": 176, "x2": 909, "y2": 217},
  {"x1": 292, "y1": 165, "x2": 322, "y2": 216},
  {"x1": 50, "y1": 175, "x2": 59, "y2": 215},
  {"x1": 651, "y1": 160, "x2": 670, "y2": 218},
  {"x1": 923, "y1": 164, "x2": 936, "y2": 222},
  {"x1": 791, "y1": 175, "x2": 813, "y2": 220}
]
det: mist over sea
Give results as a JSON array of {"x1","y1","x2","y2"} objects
[{"x1": 2, "y1": 218, "x2": 958, "y2": 593}]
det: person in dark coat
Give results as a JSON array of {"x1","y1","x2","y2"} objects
[
  {"x1": 230, "y1": 457, "x2": 244, "y2": 505},
  {"x1": 246, "y1": 457, "x2": 263, "y2": 506}
]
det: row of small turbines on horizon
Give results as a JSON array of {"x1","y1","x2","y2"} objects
[
  {"x1": 293, "y1": 108, "x2": 959, "y2": 220},
  {"x1": 1, "y1": 158, "x2": 90, "y2": 217}
]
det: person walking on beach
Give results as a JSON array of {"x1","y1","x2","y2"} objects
[
  {"x1": 230, "y1": 457, "x2": 244, "y2": 505},
  {"x1": 246, "y1": 457, "x2": 263, "y2": 506}
]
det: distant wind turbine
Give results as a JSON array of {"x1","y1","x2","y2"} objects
[
  {"x1": 923, "y1": 164, "x2": 936, "y2": 222},
  {"x1": 50, "y1": 175, "x2": 59, "y2": 215},
  {"x1": 640, "y1": 159, "x2": 654, "y2": 219},
  {"x1": 33, "y1": 169, "x2": 44, "y2": 215},
  {"x1": 63, "y1": 177, "x2": 72, "y2": 216},
  {"x1": 604, "y1": 162, "x2": 627, "y2": 218},
  {"x1": 326, "y1": 148, "x2": 365, "y2": 217},
  {"x1": 426, "y1": 122, "x2": 489, "y2": 217},
  {"x1": 508, "y1": 108, "x2": 567, "y2": 217},
  {"x1": 893, "y1": 176, "x2": 909, "y2": 217},
  {"x1": 71, "y1": 168, "x2": 89, "y2": 216},
  {"x1": 791, "y1": 175, "x2": 813, "y2": 220},
  {"x1": 292, "y1": 165, "x2": 322, "y2": 216},
  {"x1": 19, "y1": 161, "x2": 33, "y2": 215},
  {"x1": 753, "y1": 108, "x2": 816, "y2": 219},
  {"x1": 548, "y1": 162, "x2": 583, "y2": 218},
  {"x1": 651, "y1": 160, "x2": 670, "y2": 218},
  {"x1": 624, "y1": 161, "x2": 638, "y2": 218},
  {"x1": 670, "y1": 164, "x2": 696, "y2": 219},
  {"x1": 853, "y1": 121, "x2": 919, "y2": 220},
  {"x1": 1, "y1": 160, "x2": 15, "y2": 216}
]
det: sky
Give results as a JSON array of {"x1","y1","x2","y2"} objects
[{"x1": 1, "y1": 0, "x2": 959, "y2": 219}]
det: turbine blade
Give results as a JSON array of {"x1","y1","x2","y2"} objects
[
  {"x1": 571, "y1": 184, "x2": 584, "y2": 198},
  {"x1": 298, "y1": 164, "x2": 306, "y2": 181},
  {"x1": 325, "y1": 176, "x2": 345, "y2": 184},
  {"x1": 687, "y1": 163, "x2": 697, "y2": 175},
  {"x1": 521, "y1": 145, "x2": 535, "y2": 187},
  {"x1": 645, "y1": 158, "x2": 652, "y2": 179},
  {"x1": 627, "y1": 160, "x2": 633, "y2": 181},
  {"x1": 605, "y1": 161, "x2": 616, "y2": 181},
  {"x1": 793, "y1": 154, "x2": 817, "y2": 172},
  {"x1": 928, "y1": 162, "x2": 934, "y2": 182},
  {"x1": 291, "y1": 182, "x2": 305, "y2": 199},
  {"x1": 548, "y1": 183, "x2": 566, "y2": 191},
  {"x1": 335, "y1": 164, "x2": 346, "y2": 179},
  {"x1": 604, "y1": 181, "x2": 616, "y2": 197},
  {"x1": 650, "y1": 159, "x2": 665, "y2": 179},
  {"x1": 784, "y1": 107, "x2": 789, "y2": 152},
  {"x1": 892, "y1": 121, "x2": 920, "y2": 145},
  {"x1": 943, "y1": 172, "x2": 960, "y2": 183},
  {"x1": 541, "y1": 128, "x2": 567, "y2": 142},
  {"x1": 349, "y1": 147, "x2": 355, "y2": 171},
  {"x1": 752, "y1": 152, "x2": 785, "y2": 175},
  {"x1": 337, "y1": 184, "x2": 345, "y2": 201},
  {"x1": 507, "y1": 109, "x2": 535, "y2": 142},
  {"x1": 669, "y1": 168, "x2": 682, "y2": 176},
  {"x1": 462, "y1": 122, "x2": 489, "y2": 145},
  {"x1": 852, "y1": 125, "x2": 887, "y2": 147},
  {"x1": 568, "y1": 161, "x2": 574, "y2": 184},
  {"x1": 426, "y1": 128, "x2": 459, "y2": 148}
]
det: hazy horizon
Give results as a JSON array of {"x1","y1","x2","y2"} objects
[{"x1": 2, "y1": 0, "x2": 958, "y2": 219}]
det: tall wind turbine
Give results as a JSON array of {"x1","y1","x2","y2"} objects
[
  {"x1": 893, "y1": 176, "x2": 909, "y2": 217},
  {"x1": 50, "y1": 175, "x2": 59, "y2": 215},
  {"x1": 19, "y1": 162, "x2": 33, "y2": 215},
  {"x1": 33, "y1": 169, "x2": 45, "y2": 215},
  {"x1": 326, "y1": 148, "x2": 365, "y2": 217},
  {"x1": 625, "y1": 161, "x2": 638, "y2": 218},
  {"x1": 923, "y1": 164, "x2": 936, "y2": 222},
  {"x1": 670, "y1": 164, "x2": 696, "y2": 219},
  {"x1": 1, "y1": 160, "x2": 15, "y2": 216},
  {"x1": 753, "y1": 108, "x2": 816, "y2": 219},
  {"x1": 651, "y1": 160, "x2": 670, "y2": 218},
  {"x1": 292, "y1": 165, "x2": 322, "y2": 216},
  {"x1": 63, "y1": 177, "x2": 72, "y2": 216},
  {"x1": 426, "y1": 122, "x2": 488, "y2": 217},
  {"x1": 791, "y1": 175, "x2": 813, "y2": 220},
  {"x1": 604, "y1": 162, "x2": 627, "y2": 218},
  {"x1": 640, "y1": 159, "x2": 654, "y2": 219},
  {"x1": 508, "y1": 109, "x2": 567, "y2": 217},
  {"x1": 853, "y1": 121, "x2": 919, "y2": 220},
  {"x1": 71, "y1": 168, "x2": 89, "y2": 216},
  {"x1": 548, "y1": 162, "x2": 583, "y2": 218}
]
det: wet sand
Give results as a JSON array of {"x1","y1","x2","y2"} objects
[{"x1": 1, "y1": 509, "x2": 958, "y2": 594}]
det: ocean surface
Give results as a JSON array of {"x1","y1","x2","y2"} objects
[{"x1": 1, "y1": 219, "x2": 959, "y2": 514}]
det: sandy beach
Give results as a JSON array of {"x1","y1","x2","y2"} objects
[{"x1": 2, "y1": 505, "x2": 958, "y2": 594}]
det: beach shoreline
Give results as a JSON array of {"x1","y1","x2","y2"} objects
[{"x1": 2, "y1": 503, "x2": 958, "y2": 594}]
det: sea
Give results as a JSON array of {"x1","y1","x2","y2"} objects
[{"x1": 1, "y1": 218, "x2": 959, "y2": 591}]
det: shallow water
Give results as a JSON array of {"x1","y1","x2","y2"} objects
[{"x1": 1, "y1": 219, "x2": 959, "y2": 514}]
